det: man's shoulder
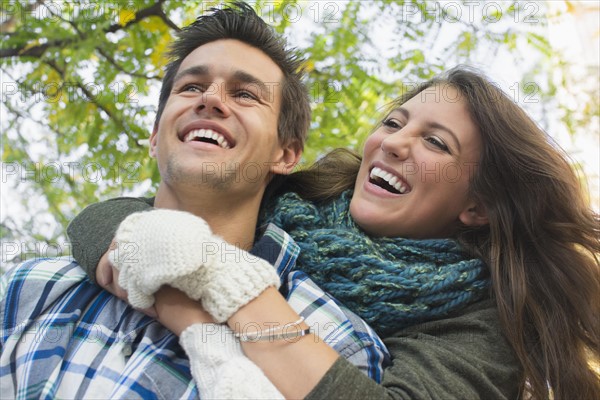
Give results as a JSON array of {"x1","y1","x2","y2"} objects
[
  {"x1": 1, "y1": 257, "x2": 91, "y2": 327},
  {"x1": 0, "y1": 258, "x2": 196, "y2": 399},
  {"x1": 1, "y1": 256, "x2": 86, "y2": 294}
]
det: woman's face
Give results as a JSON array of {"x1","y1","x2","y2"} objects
[{"x1": 350, "y1": 85, "x2": 487, "y2": 238}]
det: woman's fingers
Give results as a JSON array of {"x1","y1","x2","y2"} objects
[{"x1": 97, "y1": 246, "x2": 157, "y2": 318}]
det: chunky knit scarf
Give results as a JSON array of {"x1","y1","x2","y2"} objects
[{"x1": 265, "y1": 191, "x2": 490, "y2": 336}]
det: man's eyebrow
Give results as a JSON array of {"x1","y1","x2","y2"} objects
[
  {"x1": 173, "y1": 65, "x2": 210, "y2": 84},
  {"x1": 172, "y1": 67, "x2": 271, "y2": 96},
  {"x1": 231, "y1": 70, "x2": 269, "y2": 95},
  {"x1": 397, "y1": 106, "x2": 461, "y2": 152}
]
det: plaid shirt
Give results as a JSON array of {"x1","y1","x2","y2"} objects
[{"x1": 1, "y1": 224, "x2": 390, "y2": 399}]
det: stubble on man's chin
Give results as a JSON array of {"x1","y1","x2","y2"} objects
[{"x1": 164, "y1": 158, "x2": 238, "y2": 190}]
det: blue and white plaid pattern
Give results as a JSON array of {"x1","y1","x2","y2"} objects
[{"x1": 1, "y1": 224, "x2": 390, "y2": 399}]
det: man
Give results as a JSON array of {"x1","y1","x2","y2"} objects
[{"x1": 0, "y1": 3, "x2": 387, "y2": 398}]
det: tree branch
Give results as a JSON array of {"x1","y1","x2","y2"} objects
[
  {"x1": 43, "y1": 59, "x2": 146, "y2": 150},
  {"x1": 43, "y1": 59, "x2": 114, "y2": 120},
  {"x1": 0, "y1": 1, "x2": 176, "y2": 59},
  {"x1": 104, "y1": 0, "x2": 173, "y2": 33},
  {"x1": 154, "y1": 0, "x2": 181, "y2": 32},
  {"x1": 96, "y1": 46, "x2": 161, "y2": 81}
]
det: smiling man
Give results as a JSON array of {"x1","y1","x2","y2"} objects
[
  {"x1": 149, "y1": 38, "x2": 299, "y2": 249},
  {"x1": 0, "y1": 3, "x2": 389, "y2": 398},
  {"x1": 0, "y1": 3, "x2": 303, "y2": 398}
]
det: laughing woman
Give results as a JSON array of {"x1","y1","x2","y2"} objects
[{"x1": 69, "y1": 67, "x2": 599, "y2": 399}]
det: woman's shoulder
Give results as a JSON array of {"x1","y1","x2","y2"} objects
[
  {"x1": 380, "y1": 297, "x2": 520, "y2": 399},
  {"x1": 309, "y1": 297, "x2": 520, "y2": 400}
]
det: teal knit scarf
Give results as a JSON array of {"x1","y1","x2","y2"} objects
[{"x1": 265, "y1": 191, "x2": 490, "y2": 336}]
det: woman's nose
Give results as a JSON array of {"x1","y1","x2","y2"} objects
[{"x1": 380, "y1": 133, "x2": 411, "y2": 160}]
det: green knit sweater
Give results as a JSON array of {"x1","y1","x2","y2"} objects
[
  {"x1": 67, "y1": 197, "x2": 520, "y2": 399},
  {"x1": 306, "y1": 298, "x2": 519, "y2": 399}
]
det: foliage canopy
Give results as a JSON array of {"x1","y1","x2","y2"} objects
[{"x1": 0, "y1": 0, "x2": 594, "y2": 264}]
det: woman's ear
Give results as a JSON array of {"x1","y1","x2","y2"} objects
[{"x1": 459, "y1": 201, "x2": 489, "y2": 227}]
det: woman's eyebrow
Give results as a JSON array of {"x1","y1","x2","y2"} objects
[
  {"x1": 429, "y1": 121, "x2": 461, "y2": 152},
  {"x1": 397, "y1": 106, "x2": 461, "y2": 152},
  {"x1": 396, "y1": 107, "x2": 409, "y2": 120}
]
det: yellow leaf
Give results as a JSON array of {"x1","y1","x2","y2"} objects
[
  {"x1": 19, "y1": 39, "x2": 41, "y2": 55},
  {"x1": 151, "y1": 32, "x2": 173, "y2": 68},
  {"x1": 303, "y1": 59, "x2": 315, "y2": 73},
  {"x1": 47, "y1": 68, "x2": 61, "y2": 84},
  {"x1": 141, "y1": 16, "x2": 168, "y2": 32},
  {"x1": 2, "y1": 142, "x2": 11, "y2": 161},
  {"x1": 119, "y1": 9, "x2": 136, "y2": 26},
  {"x1": 565, "y1": 1, "x2": 575, "y2": 14}
]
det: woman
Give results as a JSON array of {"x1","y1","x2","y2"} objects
[{"x1": 69, "y1": 67, "x2": 600, "y2": 399}]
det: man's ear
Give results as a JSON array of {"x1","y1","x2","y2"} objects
[
  {"x1": 270, "y1": 141, "x2": 302, "y2": 176},
  {"x1": 458, "y1": 201, "x2": 489, "y2": 227},
  {"x1": 149, "y1": 124, "x2": 159, "y2": 158}
]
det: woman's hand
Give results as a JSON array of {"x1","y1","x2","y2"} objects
[
  {"x1": 96, "y1": 243, "x2": 157, "y2": 318},
  {"x1": 104, "y1": 209, "x2": 280, "y2": 323},
  {"x1": 96, "y1": 242, "x2": 214, "y2": 333}
]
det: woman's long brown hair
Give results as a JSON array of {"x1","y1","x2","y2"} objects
[{"x1": 276, "y1": 67, "x2": 600, "y2": 399}]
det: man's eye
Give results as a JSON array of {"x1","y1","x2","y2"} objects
[
  {"x1": 181, "y1": 84, "x2": 203, "y2": 92},
  {"x1": 425, "y1": 136, "x2": 450, "y2": 153},
  {"x1": 235, "y1": 90, "x2": 258, "y2": 100}
]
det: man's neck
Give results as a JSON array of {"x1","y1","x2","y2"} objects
[{"x1": 153, "y1": 183, "x2": 262, "y2": 250}]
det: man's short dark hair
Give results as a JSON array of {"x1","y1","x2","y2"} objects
[{"x1": 155, "y1": 2, "x2": 310, "y2": 150}]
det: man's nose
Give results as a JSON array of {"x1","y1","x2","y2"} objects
[{"x1": 194, "y1": 83, "x2": 232, "y2": 117}]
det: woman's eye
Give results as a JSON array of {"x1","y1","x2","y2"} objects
[
  {"x1": 425, "y1": 136, "x2": 450, "y2": 153},
  {"x1": 382, "y1": 118, "x2": 403, "y2": 129}
]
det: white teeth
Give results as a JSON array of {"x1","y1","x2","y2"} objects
[
  {"x1": 370, "y1": 167, "x2": 408, "y2": 194},
  {"x1": 184, "y1": 129, "x2": 230, "y2": 149}
]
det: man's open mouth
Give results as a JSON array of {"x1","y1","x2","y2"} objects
[
  {"x1": 369, "y1": 167, "x2": 410, "y2": 194},
  {"x1": 183, "y1": 129, "x2": 231, "y2": 149}
]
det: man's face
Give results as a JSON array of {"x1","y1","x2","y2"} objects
[{"x1": 150, "y1": 39, "x2": 299, "y2": 197}]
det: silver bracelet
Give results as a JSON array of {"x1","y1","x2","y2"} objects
[
  {"x1": 235, "y1": 317, "x2": 307, "y2": 342},
  {"x1": 239, "y1": 327, "x2": 311, "y2": 342}
]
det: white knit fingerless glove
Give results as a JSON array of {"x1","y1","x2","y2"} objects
[
  {"x1": 108, "y1": 209, "x2": 281, "y2": 321},
  {"x1": 180, "y1": 324, "x2": 283, "y2": 399}
]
